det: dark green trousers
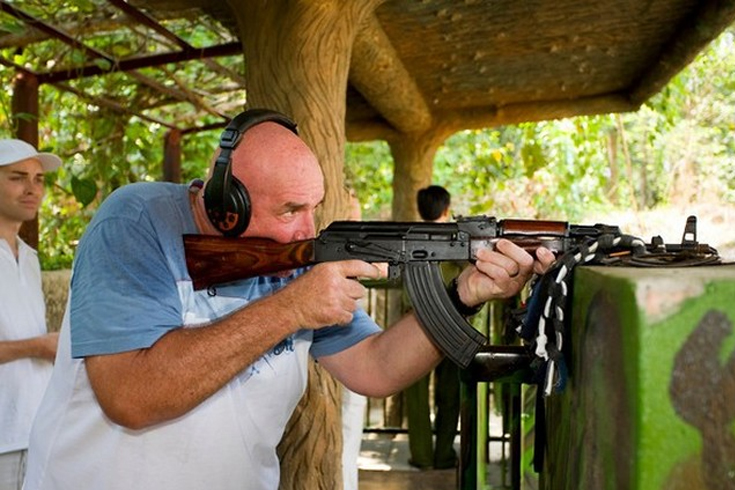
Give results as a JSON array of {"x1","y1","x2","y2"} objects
[{"x1": 406, "y1": 358, "x2": 460, "y2": 468}]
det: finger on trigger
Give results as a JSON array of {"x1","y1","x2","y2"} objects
[{"x1": 341, "y1": 259, "x2": 382, "y2": 280}]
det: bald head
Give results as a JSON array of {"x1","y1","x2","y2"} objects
[
  {"x1": 204, "y1": 121, "x2": 325, "y2": 242},
  {"x1": 229, "y1": 122, "x2": 316, "y2": 184}
]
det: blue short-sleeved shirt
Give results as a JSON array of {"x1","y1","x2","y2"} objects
[{"x1": 70, "y1": 181, "x2": 380, "y2": 359}]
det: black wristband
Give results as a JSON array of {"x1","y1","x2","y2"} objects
[{"x1": 446, "y1": 277, "x2": 484, "y2": 317}]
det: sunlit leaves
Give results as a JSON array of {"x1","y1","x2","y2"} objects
[
  {"x1": 344, "y1": 140, "x2": 393, "y2": 219},
  {"x1": 0, "y1": 15, "x2": 25, "y2": 35}
]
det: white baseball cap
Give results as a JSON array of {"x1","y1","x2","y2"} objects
[{"x1": 0, "y1": 138, "x2": 62, "y2": 172}]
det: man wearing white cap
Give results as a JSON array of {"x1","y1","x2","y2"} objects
[{"x1": 0, "y1": 139, "x2": 61, "y2": 490}]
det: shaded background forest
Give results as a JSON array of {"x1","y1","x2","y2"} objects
[{"x1": 2, "y1": 27, "x2": 735, "y2": 269}]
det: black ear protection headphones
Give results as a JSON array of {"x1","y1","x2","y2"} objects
[{"x1": 203, "y1": 108, "x2": 298, "y2": 237}]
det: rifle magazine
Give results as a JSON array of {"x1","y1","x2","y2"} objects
[{"x1": 404, "y1": 262, "x2": 486, "y2": 368}]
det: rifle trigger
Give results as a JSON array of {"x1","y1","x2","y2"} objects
[{"x1": 387, "y1": 264, "x2": 402, "y2": 281}]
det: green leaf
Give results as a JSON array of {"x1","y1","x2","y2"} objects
[
  {"x1": 94, "y1": 58, "x2": 113, "y2": 72},
  {"x1": 0, "y1": 18, "x2": 26, "y2": 35},
  {"x1": 71, "y1": 176, "x2": 98, "y2": 207}
]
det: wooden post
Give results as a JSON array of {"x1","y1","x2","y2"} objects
[
  {"x1": 163, "y1": 129, "x2": 182, "y2": 183},
  {"x1": 12, "y1": 70, "x2": 40, "y2": 250},
  {"x1": 232, "y1": 2, "x2": 381, "y2": 488}
]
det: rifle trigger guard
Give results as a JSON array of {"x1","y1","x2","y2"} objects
[{"x1": 404, "y1": 262, "x2": 486, "y2": 368}]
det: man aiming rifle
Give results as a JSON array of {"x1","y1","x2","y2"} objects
[{"x1": 25, "y1": 109, "x2": 554, "y2": 490}]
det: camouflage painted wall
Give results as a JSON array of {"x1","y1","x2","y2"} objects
[{"x1": 541, "y1": 265, "x2": 735, "y2": 490}]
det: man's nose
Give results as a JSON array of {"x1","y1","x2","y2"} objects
[
  {"x1": 26, "y1": 179, "x2": 44, "y2": 195},
  {"x1": 293, "y1": 216, "x2": 316, "y2": 241}
]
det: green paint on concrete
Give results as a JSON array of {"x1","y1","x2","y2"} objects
[
  {"x1": 542, "y1": 265, "x2": 735, "y2": 490},
  {"x1": 641, "y1": 280, "x2": 735, "y2": 490}
]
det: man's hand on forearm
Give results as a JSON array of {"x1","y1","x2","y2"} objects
[
  {"x1": 0, "y1": 332, "x2": 59, "y2": 364},
  {"x1": 458, "y1": 238, "x2": 556, "y2": 305}
]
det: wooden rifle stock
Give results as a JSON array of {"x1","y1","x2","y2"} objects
[{"x1": 184, "y1": 235, "x2": 315, "y2": 290}]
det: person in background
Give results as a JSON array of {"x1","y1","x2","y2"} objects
[
  {"x1": 0, "y1": 139, "x2": 61, "y2": 490},
  {"x1": 406, "y1": 185, "x2": 463, "y2": 470}
]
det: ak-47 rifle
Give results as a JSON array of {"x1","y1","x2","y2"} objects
[{"x1": 183, "y1": 215, "x2": 719, "y2": 369}]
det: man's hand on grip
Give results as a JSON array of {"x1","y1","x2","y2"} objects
[{"x1": 277, "y1": 260, "x2": 382, "y2": 329}]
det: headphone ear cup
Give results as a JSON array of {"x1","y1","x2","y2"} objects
[
  {"x1": 205, "y1": 175, "x2": 251, "y2": 237},
  {"x1": 204, "y1": 109, "x2": 298, "y2": 237},
  {"x1": 223, "y1": 176, "x2": 251, "y2": 236}
]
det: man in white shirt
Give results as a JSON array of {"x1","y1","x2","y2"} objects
[{"x1": 0, "y1": 139, "x2": 62, "y2": 490}]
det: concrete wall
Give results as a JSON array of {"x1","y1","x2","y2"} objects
[
  {"x1": 42, "y1": 269, "x2": 71, "y2": 332},
  {"x1": 542, "y1": 265, "x2": 735, "y2": 490}
]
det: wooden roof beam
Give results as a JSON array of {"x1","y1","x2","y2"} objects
[
  {"x1": 53, "y1": 81, "x2": 176, "y2": 128},
  {"x1": 107, "y1": 0, "x2": 246, "y2": 86},
  {"x1": 1, "y1": 58, "x2": 230, "y2": 130},
  {"x1": 0, "y1": 1, "x2": 115, "y2": 68},
  {"x1": 0, "y1": 1, "x2": 231, "y2": 119},
  {"x1": 0, "y1": 15, "x2": 129, "y2": 49},
  {"x1": 448, "y1": 94, "x2": 637, "y2": 129},
  {"x1": 349, "y1": 13, "x2": 432, "y2": 134},
  {"x1": 37, "y1": 42, "x2": 241, "y2": 84},
  {"x1": 628, "y1": 0, "x2": 735, "y2": 105},
  {"x1": 346, "y1": 93, "x2": 637, "y2": 142},
  {"x1": 131, "y1": 73, "x2": 224, "y2": 118}
]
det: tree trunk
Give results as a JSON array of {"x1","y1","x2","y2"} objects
[
  {"x1": 606, "y1": 128, "x2": 618, "y2": 205},
  {"x1": 388, "y1": 130, "x2": 448, "y2": 221},
  {"x1": 227, "y1": 1, "x2": 383, "y2": 488}
]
